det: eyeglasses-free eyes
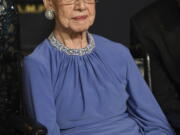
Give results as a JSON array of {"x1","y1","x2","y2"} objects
[{"x1": 60, "y1": 0, "x2": 98, "y2": 5}]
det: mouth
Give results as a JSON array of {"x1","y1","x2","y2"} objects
[{"x1": 72, "y1": 15, "x2": 88, "y2": 21}]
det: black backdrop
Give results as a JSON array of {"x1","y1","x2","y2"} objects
[
  {"x1": 91, "y1": 0, "x2": 155, "y2": 44},
  {"x1": 17, "y1": 0, "x2": 155, "y2": 52}
]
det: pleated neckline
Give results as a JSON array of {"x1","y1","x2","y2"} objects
[{"x1": 48, "y1": 32, "x2": 96, "y2": 56}]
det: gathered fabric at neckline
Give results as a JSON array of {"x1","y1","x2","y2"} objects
[{"x1": 48, "y1": 32, "x2": 96, "y2": 56}]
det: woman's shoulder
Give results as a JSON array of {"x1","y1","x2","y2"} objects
[
  {"x1": 92, "y1": 33, "x2": 131, "y2": 60},
  {"x1": 92, "y1": 34, "x2": 133, "y2": 83},
  {"x1": 23, "y1": 39, "x2": 51, "y2": 66}
]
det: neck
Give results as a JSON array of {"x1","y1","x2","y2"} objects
[{"x1": 53, "y1": 26, "x2": 88, "y2": 49}]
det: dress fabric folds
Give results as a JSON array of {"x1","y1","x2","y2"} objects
[{"x1": 23, "y1": 34, "x2": 175, "y2": 135}]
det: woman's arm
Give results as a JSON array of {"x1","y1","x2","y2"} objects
[
  {"x1": 23, "y1": 57, "x2": 61, "y2": 135},
  {"x1": 125, "y1": 48, "x2": 175, "y2": 135}
]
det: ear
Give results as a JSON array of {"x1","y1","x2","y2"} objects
[{"x1": 43, "y1": 0, "x2": 54, "y2": 10}]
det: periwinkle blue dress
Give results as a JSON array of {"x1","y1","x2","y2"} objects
[{"x1": 23, "y1": 33, "x2": 175, "y2": 135}]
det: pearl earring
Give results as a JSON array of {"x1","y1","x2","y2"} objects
[{"x1": 45, "y1": 10, "x2": 54, "y2": 20}]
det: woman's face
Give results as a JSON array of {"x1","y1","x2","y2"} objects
[{"x1": 45, "y1": 0, "x2": 96, "y2": 33}]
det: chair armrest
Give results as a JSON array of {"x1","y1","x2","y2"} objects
[{"x1": 129, "y1": 44, "x2": 152, "y2": 90}]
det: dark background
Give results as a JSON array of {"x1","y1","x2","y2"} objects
[{"x1": 18, "y1": 0, "x2": 155, "y2": 52}]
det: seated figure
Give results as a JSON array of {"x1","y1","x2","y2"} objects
[{"x1": 22, "y1": 0, "x2": 175, "y2": 134}]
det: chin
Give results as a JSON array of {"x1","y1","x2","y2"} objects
[{"x1": 70, "y1": 25, "x2": 90, "y2": 33}]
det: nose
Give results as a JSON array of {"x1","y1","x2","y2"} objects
[{"x1": 74, "y1": 0, "x2": 86, "y2": 10}]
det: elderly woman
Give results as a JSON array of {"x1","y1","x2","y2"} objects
[{"x1": 22, "y1": 0, "x2": 175, "y2": 135}]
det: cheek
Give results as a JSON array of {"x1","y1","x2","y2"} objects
[
  {"x1": 89, "y1": 8, "x2": 96, "y2": 25},
  {"x1": 54, "y1": 2, "x2": 71, "y2": 27},
  {"x1": 57, "y1": 9, "x2": 72, "y2": 28}
]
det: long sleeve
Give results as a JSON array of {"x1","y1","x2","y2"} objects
[
  {"x1": 22, "y1": 57, "x2": 61, "y2": 135},
  {"x1": 125, "y1": 49, "x2": 175, "y2": 135}
]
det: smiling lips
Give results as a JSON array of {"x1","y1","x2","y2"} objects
[{"x1": 72, "y1": 15, "x2": 88, "y2": 21}]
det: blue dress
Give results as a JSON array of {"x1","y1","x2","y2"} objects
[{"x1": 23, "y1": 33, "x2": 175, "y2": 135}]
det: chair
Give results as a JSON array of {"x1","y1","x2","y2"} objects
[
  {"x1": 129, "y1": 43, "x2": 152, "y2": 89},
  {"x1": 129, "y1": 43, "x2": 180, "y2": 134}
]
